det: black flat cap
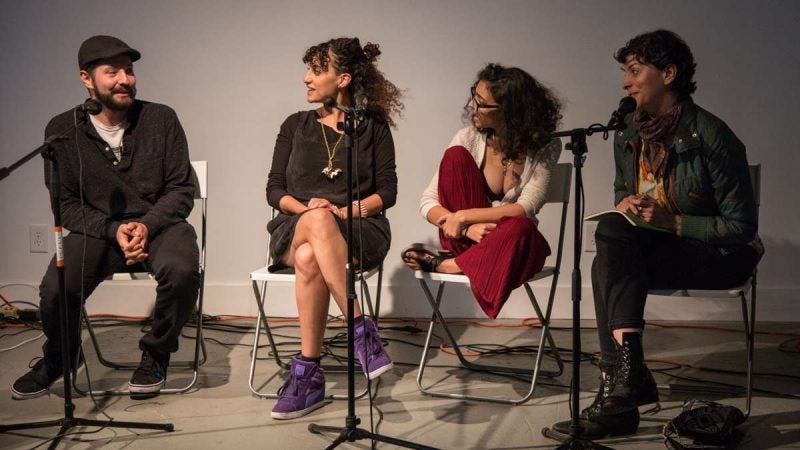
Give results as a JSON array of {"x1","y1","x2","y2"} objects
[{"x1": 78, "y1": 35, "x2": 141, "y2": 70}]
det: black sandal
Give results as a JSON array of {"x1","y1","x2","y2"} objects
[{"x1": 401, "y1": 243, "x2": 453, "y2": 273}]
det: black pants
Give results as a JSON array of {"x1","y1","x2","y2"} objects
[
  {"x1": 591, "y1": 215, "x2": 758, "y2": 370},
  {"x1": 39, "y1": 221, "x2": 200, "y2": 367}
]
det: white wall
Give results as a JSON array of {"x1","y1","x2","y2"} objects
[{"x1": 1, "y1": 0, "x2": 798, "y2": 321}]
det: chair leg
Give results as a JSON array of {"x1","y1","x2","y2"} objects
[
  {"x1": 357, "y1": 266, "x2": 383, "y2": 326},
  {"x1": 742, "y1": 275, "x2": 756, "y2": 419},
  {"x1": 248, "y1": 278, "x2": 371, "y2": 400},
  {"x1": 654, "y1": 280, "x2": 758, "y2": 411},
  {"x1": 360, "y1": 275, "x2": 376, "y2": 320},
  {"x1": 73, "y1": 299, "x2": 205, "y2": 396},
  {"x1": 78, "y1": 319, "x2": 205, "y2": 369},
  {"x1": 194, "y1": 271, "x2": 208, "y2": 367},
  {"x1": 416, "y1": 280, "x2": 446, "y2": 396},
  {"x1": 524, "y1": 283, "x2": 564, "y2": 377},
  {"x1": 257, "y1": 280, "x2": 289, "y2": 370},
  {"x1": 415, "y1": 277, "x2": 560, "y2": 405},
  {"x1": 82, "y1": 306, "x2": 134, "y2": 369},
  {"x1": 374, "y1": 263, "x2": 384, "y2": 325},
  {"x1": 248, "y1": 279, "x2": 290, "y2": 397}
]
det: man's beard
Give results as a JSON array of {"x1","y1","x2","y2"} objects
[{"x1": 94, "y1": 85, "x2": 136, "y2": 112}]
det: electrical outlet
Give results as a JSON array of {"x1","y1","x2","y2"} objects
[
  {"x1": 29, "y1": 224, "x2": 49, "y2": 253},
  {"x1": 583, "y1": 221, "x2": 598, "y2": 252}
]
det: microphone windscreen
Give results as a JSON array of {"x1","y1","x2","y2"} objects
[
  {"x1": 81, "y1": 98, "x2": 102, "y2": 115},
  {"x1": 618, "y1": 96, "x2": 637, "y2": 116},
  {"x1": 354, "y1": 92, "x2": 368, "y2": 110},
  {"x1": 323, "y1": 97, "x2": 337, "y2": 108}
]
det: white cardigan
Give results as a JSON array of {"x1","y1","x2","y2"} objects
[{"x1": 420, "y1": 127, "x2": 562, "y2": 222}]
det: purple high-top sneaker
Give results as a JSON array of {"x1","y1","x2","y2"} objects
[
  {"x1": 354, "y1": 318, "x2": 394, "y2": 379},
  {"x1": 271, "y1": 357, "x2": 326, "y2": 420}
]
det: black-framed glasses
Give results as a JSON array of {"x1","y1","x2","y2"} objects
[{"x1": 470, "y1": 86, "x2": 499, "y2": 109}]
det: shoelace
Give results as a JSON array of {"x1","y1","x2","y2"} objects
[
  {"x1": 277, "y1": 371, "x2": 300, "y2": 396},
  {"x1": 615, "y1": 348, "x2": 632, "y2": 382},
  {"x1": 586, "y1": 372, "x2": 616, "y2": 412},
  {"x1": 135, "y1": 353, "x2": 162, "y2": 377},
  {"x1": 30, "y1": 358, "x2": 46, "y2": 371},
  {"x1": 356, "y1": 330, "x2": 382, "y2": 361}
]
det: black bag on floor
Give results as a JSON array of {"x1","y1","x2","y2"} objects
[{"x1": 663, "y1": 399, "x2": 745, "y2": 449}]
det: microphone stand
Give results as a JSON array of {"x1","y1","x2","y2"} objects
[
  {"x1": 0, "y1": 124, "x2": 173, "y2": 449},
  {"x1": 540, "y1": 122, "x2": 623, "y2": 450},
  {"x1": 308, "y1": 103, "x2": 437, "y2": 450}
]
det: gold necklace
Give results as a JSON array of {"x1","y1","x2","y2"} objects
[{"x1": 320, "y1": 122, "x2": 344, "y2": 180}]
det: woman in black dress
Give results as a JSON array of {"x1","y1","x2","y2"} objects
[{"x1": 265, "y1": 37, "x2": 403, "y2": 420}]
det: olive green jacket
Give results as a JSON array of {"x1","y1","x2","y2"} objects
[{"x1": 613, "y1": 100, "x2": 758, "y2": 248}]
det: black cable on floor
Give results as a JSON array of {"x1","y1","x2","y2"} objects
[{"x1": 79, "y1": 317, "x2": 800, "y2": 396}]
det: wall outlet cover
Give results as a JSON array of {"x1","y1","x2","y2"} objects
[
  {"x1": 584, "y1": 221, "x2": 598, "y2": 252},
  {"x1": 29, "y1": 224, "x2": 49, "y2": 253}
]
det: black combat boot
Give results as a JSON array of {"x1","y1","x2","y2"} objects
[
  {"x1": 588, "y1": 332, "x2": 659, "y2": 436},
  {"x1": 581, "y1": 354, "x2": 659, "y2": 420},
  {"x1": 580, "y1": 369, "x2": 616, "y2": 419}
]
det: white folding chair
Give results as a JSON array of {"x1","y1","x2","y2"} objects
[
  {"x1": 649, "y1": 164, "x2": 760, "y2": 419},
  {"x1": 74, "y1": 160, "x2": 208, "y2": 396},
  {"x1": 414, "y1": 162, "x2": 571, "y2": 404},
  {"x1": 248, "y1": 210, "x2": 383, "y2": 400}
]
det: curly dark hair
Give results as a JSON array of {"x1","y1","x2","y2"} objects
[
  {"x1": 303, "y1": 37, "x2": 404, "y2": 127},
  {"x1": 471, "y1": 63, "x2": 561, "y2": 163},
  {"x1": 615, "y1": 29, "x2": 697, "y2": 100}
]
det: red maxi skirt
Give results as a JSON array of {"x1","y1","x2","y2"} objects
[{"x1": 437, "y1": 146, "x2": 551, "y2": 318}]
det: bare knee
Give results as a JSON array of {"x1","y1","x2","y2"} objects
[
  {"x1": 293, "y1": 244, "x2": 320, "y2": 279},
  {"x1": 297, "y1": 208, "x2": 340, "y2": 239}
]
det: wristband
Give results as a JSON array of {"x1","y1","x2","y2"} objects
[{"x1": 352, "y1": 200, "x2": 368, "y2": 218}]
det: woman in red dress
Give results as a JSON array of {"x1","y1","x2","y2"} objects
[{"x1": 403, "y1": 63, "x2": 562, "y2": 318}]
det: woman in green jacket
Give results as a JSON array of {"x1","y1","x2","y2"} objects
[{"x1": 584, "y1": 29, "x2": 762, "y2": 438}]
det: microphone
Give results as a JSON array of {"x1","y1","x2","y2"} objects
[
  {"x1": 354, "y1": 91, "x2": 368, "y2": 113},
  {"x1": 608, "y1": 96, "x2": 637, "y2": 129},
  {"x1": 79, "y1": 98, "x2": 102, "y2": 115},
  {"x1": 324, "y1": 97, "x2": 354, "y2": 114}
]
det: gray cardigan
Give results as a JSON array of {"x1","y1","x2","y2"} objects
[{"x1": 420, "y1": 126, "x2": 561, "y2": 222}]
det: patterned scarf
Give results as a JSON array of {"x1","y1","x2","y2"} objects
[{"x1": 632, "y1": 102, "x2": 683, "y2": 179}]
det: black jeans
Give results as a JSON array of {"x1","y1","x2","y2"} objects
[
  {"x1": 39, "y1": 221, "x2": 200, "y2": 368},
  {"x1": 591, "y1": 214, "x2": 758, "y2": 370}
]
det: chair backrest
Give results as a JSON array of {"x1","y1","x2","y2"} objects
[
  {"x1": 191, "y1": 160, "x2": 208, "y2": 200},
  {"x1": 541, "y1": 163, "x2": 572, "y2": 275},
  {"x1": 749, "y1": 164, "x2": 760, "y2": 212},
  {"x1": 190, "y1": 161, "x2": 207, "y2": 272},
  {"x1": 265, "y1": 208, "x2": 283, "y2": 271},
  {"x1": 544, "y1": 163, "x2": 572, "y2": 204}
]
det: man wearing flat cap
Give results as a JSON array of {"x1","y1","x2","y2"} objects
[{"x1": 11, "y1": 35, "x2": 200, "y2": 399}]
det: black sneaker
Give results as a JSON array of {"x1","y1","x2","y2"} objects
[
  {"x1": 11, "y1": 359, "x2": 63, "y2": 400},
  {"x1": 128, "y1": 351, "x2": 169, "y2": 395}
]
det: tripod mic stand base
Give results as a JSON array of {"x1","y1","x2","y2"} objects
[
  {"x1": 309, "y1": 422, "x2": 439, "y2": 450},
  {"x1": 1, "y1": 416, "x2": 173, "y2": 450},
  {"x1": 542, "y1": 419, "x2": 615, "y2": 450}
]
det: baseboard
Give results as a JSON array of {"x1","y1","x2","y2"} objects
[{"x1": 3, "y1": 280, "x2": 797, "y2": 322}]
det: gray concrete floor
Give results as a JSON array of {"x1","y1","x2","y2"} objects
[{"x1": 1, "y1": 318, "x2": 799, "y2": 449}]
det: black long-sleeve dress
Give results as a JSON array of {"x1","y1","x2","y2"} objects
[{"x1": 266, "y1": 110, "x2": 397, "y2": 271}]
